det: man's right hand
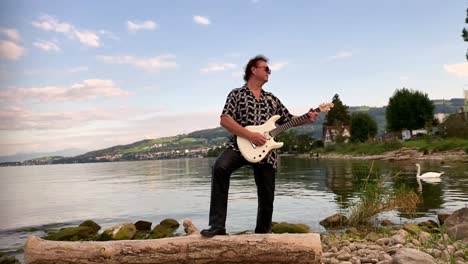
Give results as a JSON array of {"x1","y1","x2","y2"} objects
[{"x1": 249, "y1": 132, "x2": 267, "y2": 146}]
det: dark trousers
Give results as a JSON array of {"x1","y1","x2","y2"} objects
[{"x1": 208, "y1": 148, "x2": 276, "y2": 233}]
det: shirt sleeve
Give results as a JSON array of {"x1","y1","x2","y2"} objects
[
  {"x1": 274, "y1": 97, "x2": 294, "y2": 125},
  {"x1": 221, "y1": 89, "x2": 238, "y2": 120}
]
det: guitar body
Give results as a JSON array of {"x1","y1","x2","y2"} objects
[
  {"x1": 237, "y1": 115, "x2": 284, "y2": 163},
  {"x1": 236, "y1": 102, "x2": 333, "y2": 163}
]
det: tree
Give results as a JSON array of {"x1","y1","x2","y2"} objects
[
  {"x1": 440, "y1": 113, "x2": 468, "y2": 138},
  {"x1": 324, "y1": 94, "x2": 350, "y2": 126},
  {"x1": 385, "y1": 88, "x2": 434, "y2": 135},
  {"x1": 276, "y1": 129, "x2": 297, "y2": 152},
  {"x1": 463, "y1": 8, "x2": 468, "y2": 60},
  {"x1": 350, "y1": 112, "x2": 378, "y2": 143}
]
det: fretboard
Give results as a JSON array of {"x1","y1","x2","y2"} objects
[{"x1": 269, "y1": 107, "x2": 321, "y2": 138}]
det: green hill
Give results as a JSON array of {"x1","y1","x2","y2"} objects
[{"x1": 8, "y1": 97, "x2": 463, "y2": 165}]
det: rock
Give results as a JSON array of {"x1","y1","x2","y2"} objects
[
  {"x1": 402, "y1": 223, "x2": 421, "y2": 235},
  {"x1": 418, "y1": 231, "x2": 432, "y2": 244},
  {"x1": 148, "y1": 224, "x2": 175, "y2": 239},
  {"x1": 336, "y1": 252, "x2": 352, "y2": 261},
  {"x1": 392, "y1": 248, "x2": 437, "y2": 264},
  {"x1": 78, "y1": 220, "x2": 101, "y2": 233},
  {"x1": 390, "y1": 234, "x2": 405, "y2": 245},
  {"x1": 445, "y1": 208, "x2": 468, "y2": 227},
  {"x1": 437, "y1": 213, "x2": 451, "y2": 225},
  {"x1": 376, "y1": 237, "x2": 390, "y2": 246},
  {"x1": 160, "y1": 218, "x2": 180, "y2": 230},
  {"x1": 410, "y1": 238, "x2": 421, "y2": 246},
  {"x1": 43, "y1": 226, "x2": 97, "y2": 241},
  {"x1": 418, "y1": 220, "x2": 439, "y2": 233},
  {"x1": 102, "y1": 223, "x2": 137, "y2": 240},
  {"x1": 134, "y1": 220, "x2": 152, "y2": 231},
  {"x1": 444, "y1": 207, "x2": 468, "y2": 242},
  {"x1": 447, "y1": 223, "x2": 468, "y2": 242},
  {"x1": 365, "y1": 232, "x2": 380, "y2": 242},
  {"x1": 454, "y1": 250, "x2": 465, "y2": 258},
  {"x1": 380, "y1": 220, "x2": 394, "y2": 226},
  {"x1": 319, "y1": 214, "x2": 348, "y2": 228},
  {"x1": 272, "y1": 222, "x2": 310, "y2": 233},
  {"x1": 346, "y1": 227, "x2": 359, "y2": 235},
  {"x1": 133, "y1": 230, "x2": 150, "y2": 240},
  {"x1": 398, "y1": 229, "x2": 409, "y2": 237}
]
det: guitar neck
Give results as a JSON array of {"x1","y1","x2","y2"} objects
[{"x1": 269, "y1": 106, "x2": 321, "y2": 138}]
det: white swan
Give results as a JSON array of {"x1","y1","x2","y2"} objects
[{"x1": 415, "y1": 164, "x2": 444, "y2": 179}]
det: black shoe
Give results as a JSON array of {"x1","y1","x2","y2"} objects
[{"x1": 200, "y1": 226, "x2": 226, "y2": 237}]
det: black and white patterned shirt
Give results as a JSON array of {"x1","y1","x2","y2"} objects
[{"x1": 221, "y1": 84, "x2": 294, "y2": 168}]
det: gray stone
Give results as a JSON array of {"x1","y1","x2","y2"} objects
[
  {"x1": 444, "y1": 207, "x2": 468, "y2": 243},
  {"x1": 392, "y1": 248, "x2": 437, "y2": 264},
  {"x1": 390, "y1": 234, "x2": 405, "y2": 245},
  {"x1": 444, "y1": 208, "x2": 468, "y2": 228},
  {"x1": 337, "y1": 252, "x2": 352, "y2": 261},
  {"x1": 380, "y1": 220, "x2": 394, "y2": 226},
  {"x1": 418, "y1": 231, "x2": 432, "y2": 244},
  {"x1": 102, "y1": 223, "x2": 137, "y2": 240},
  {"x1": 454, "y1": 250, "x2": 465, "y2": 258},
  {"x1": 410, "y1": 238, "x2": 421, "y2": 246},
  {"x1": 376, "y1": 237, "x2": 390, "y2": 246},
  {"x1": 319, "y1": 213, "x2": 348, "y2": 228},
  {"x1": 397, "y1": 229, "x2": 409, "y2": 238},
  {"x1": 402, "y1": 223, "x2": 421, "y2": 235},
  {"x1": 134, "y1": 220, "x2": 152, "y2": 231},
  {"x1": 447, "y1": 222, "x2": 468, "y2": 242},
  {"x1": 365, "y1": 232, "x2": 380, "y2": 242},
  {"x1": 438, "y1": 213, "x2": 451, "y2": 225}
]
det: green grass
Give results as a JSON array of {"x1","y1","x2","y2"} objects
[
  {"x1": 323, "y1": 138, "x2": 468, "y2": 155},
  {"x1": 347, "y1": 162, "x2": 421, "y2": 226}
]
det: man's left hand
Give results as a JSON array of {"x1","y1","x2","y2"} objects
[{"x1": 305, "y1": 109, "x2": 318, "y2": 124}]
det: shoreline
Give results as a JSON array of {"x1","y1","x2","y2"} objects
[{"x1": 294, "y1": 148, "x2": 467, "y2": 162}]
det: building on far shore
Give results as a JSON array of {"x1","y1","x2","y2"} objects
[{"x1": 322, "y1": 125, "x2": 351, "y2": 146}]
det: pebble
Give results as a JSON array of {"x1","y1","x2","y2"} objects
[{"x1": 320, "y1": 227, "x2": 467, "y2": 264}]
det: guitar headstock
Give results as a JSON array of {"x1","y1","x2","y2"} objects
[{"x1": 318, "y1": 102, "x2": 334, "y2": 112}]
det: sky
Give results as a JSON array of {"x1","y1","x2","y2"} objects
[{"x1": 0, "y1": 0, "x2": 467, "y2": 156}]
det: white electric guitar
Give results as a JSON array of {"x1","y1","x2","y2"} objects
[{"x1": 237, "y1": 103, "x2": 334, "y2": 163}]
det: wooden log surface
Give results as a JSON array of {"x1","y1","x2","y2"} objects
[{"x1": 25, "y1": 233, "x2": 322, "y2": 264}]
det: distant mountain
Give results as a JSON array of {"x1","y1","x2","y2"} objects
[
  {"x1": 5, "y1": 98, "x2": 463, "y2": 165},
  {"x1": 0, "y1": 148, "x2": 87, "y2": 163}
]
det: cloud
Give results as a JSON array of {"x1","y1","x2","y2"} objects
[
  {"x1": 0, "y1": 40, "x2": 25, "y2": 60},
  {"x1": 32, "y1": 15, "x2": 100, "y2": 47},
  {"x1": 0, "y1": 28, "x2": 20, "y2": 42},
  {"x1": 443, "y1": 62, "x2": 468, "y2": 77},
  {"x1": 97, "y1": 54, "x2": 177, "y2": 71},
  {"x1": 0, "y1": 109, "x2": 220, "y2": 156},
  {"x1": 67, "y1": 67, "x2": 88, "y2": 73},
  {"x1": 329, "y1": 51, "x2": 353, "y2": 60},
  {"x1": 0, "y1": 79, "x2": 130, "y2": 103},
  {"x1": 74, "y1": 30, "x2": 100, "y2": 47},
  {"x1": 33, "y1": 40, "x2": 60, "y2": 52},
  {"x1": 0, "y1": 106, "x2": 136, "y2": 130},
  {"x1": 127, "y1": 20, "x2": 158, "y2": 31},
  {"x1": 32, "y1": 15, "x2": 73, "y2": 33},
  {"x1": 193, "y1": 15, "x2": 211, "y2": 25},
  {"x1": 399, "y1": 76, "x2": 409, "y2": 81},
  {"x1": 200, "y1": 63, "x2": 236, "y2": 73},
  {"x1": 99, "y1": 30, "x2": 119, "y2": 40}
]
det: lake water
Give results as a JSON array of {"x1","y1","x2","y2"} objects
[{"x1": 1, "y1": 157, "x2": 467, "y2": 262}]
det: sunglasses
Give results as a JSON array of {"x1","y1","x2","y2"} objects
[{"x1": 256, "y1": 66, "x2": 271, "y2": 73}]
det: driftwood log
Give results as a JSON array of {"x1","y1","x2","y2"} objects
[{"x1": 24, "y1": 219, "x2": 322, "y2": 264}]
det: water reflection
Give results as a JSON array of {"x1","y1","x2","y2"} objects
[{"x1": 0, "y1": 157, "x2": 466, "y2": 262}]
